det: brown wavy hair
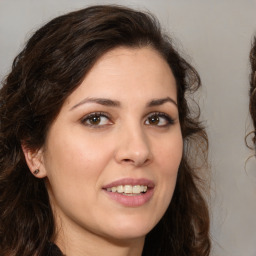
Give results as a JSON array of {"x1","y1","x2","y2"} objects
[
  {"x1": 0, "y1": 5, "x2": 210, "y2": 256},
  {"x1": 249, "y1": 37, "x2": 256, "y2": 144}
]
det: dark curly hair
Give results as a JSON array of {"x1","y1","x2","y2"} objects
[
  {"x1": 0, "y1": 5, "x2": 210, "y2": 256},
  {"x1": 249, "y1": 37, "x2": 256, "y2": 144}
]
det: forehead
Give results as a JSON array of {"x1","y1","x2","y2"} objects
[
  {"x1": 64, "y1": 46, "x2": 177, "y2": 107},
  {"x1": 93, "y1": 46, "x2": 170, "y2": 75}
]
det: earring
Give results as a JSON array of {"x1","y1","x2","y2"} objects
[{"x1": 33, "y1": 169, "x2": 39, "y2": 175}]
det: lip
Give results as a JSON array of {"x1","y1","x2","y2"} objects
[{"x1": 102, "y1": 178, "x2": 155, "y2": 207}]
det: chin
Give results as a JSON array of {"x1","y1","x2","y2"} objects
[{"x1": 101, "y1": 218, "x2": 155, "y2": 241}]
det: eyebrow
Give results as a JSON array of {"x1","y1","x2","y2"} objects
[
  {"x1": 70, "y1": 97, "x2": 120, "y2": 110},
  {"x1": 70, "y1": 96, "x2": 177, "y2": 110},
  {"x1": 147, "y1": 97, "x2": 177, "y2": 108}
]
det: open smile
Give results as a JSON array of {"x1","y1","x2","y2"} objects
[
  {"x1": 106, "y1": 185, "x2": 148, "y2": 195},
  {"x1": 103, "y1": 178, "x2": 155, "y2": 207}
]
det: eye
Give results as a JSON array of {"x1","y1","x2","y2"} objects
[
  {"x1": 145, "y1": 112, "x2": 174, "y2": 127},
  {"x1": 81, "y1": 112, "x2": 112, "y2": 127}
]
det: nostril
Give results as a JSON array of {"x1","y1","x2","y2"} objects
[
  {"x1": 121, "y1": 157, "x2": 150, "y2": 166},
  {"x1": 123, "y1": 159, "x2": 132, "y2": 162}
]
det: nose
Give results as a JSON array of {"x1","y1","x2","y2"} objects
[{"x1": 114, "y1": 125, "x2": 152, "y2": 167}]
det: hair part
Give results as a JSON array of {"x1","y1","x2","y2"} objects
[{"x1": 0, "y1": 5, "x2": 210, "y2": 256}]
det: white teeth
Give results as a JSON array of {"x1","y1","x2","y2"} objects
[
  {"x1": 133, "y1": 185, "x2": 141, "y2": 194},
  {"x1": 107, "y1": 185, "x2": 148, "y2": 194},
  {"x1": 111, "y1": 186, "x2": 117, "y2": 192},
  {"x1": 124, "y1": 185, "x2": 133, "y2": 194},
  {"x1": 117, "y1": 185, "x2": 124, "y2": 193}
]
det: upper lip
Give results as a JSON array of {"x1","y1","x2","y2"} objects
[{"x1": 103, "y1": 178, "x2": 155, "y2": 189}]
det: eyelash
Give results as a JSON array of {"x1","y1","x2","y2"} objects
[
  {"x1": 145, "y1": 112, "x2": 175, "y2": 127},
  {"x1": 80, "y1": 111, "x2": 174, "y2": 128},
  {"x1": 81, "y1": 112, "x2": 111, "y2": 127}
]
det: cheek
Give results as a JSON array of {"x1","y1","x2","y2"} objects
[
  {"x1": 153, "y1": 132, "x2": 183, "y2": 202},
  {"x1": 44, "y1": 132, "x2": 111, "y2": 195},
  {"x1": 154, "y1": 132, "x2": 183, "y2": 173},
  {"x1": 43, "y1": 133, "x2": 113, "y2": 222}
]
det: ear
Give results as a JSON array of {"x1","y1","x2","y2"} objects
[{"x1": 22, "y1": 144, "x2": 47, "y2": 178}]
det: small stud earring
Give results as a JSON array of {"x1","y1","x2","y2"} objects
[{"x1": 33, "y1": 169, "x2": 39, "y2": 175}]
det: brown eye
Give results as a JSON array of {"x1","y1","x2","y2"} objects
[
  {"x1": 148, "y1": 115, "x2": 159, "y2": 125},
  {"x1": 145, "y1": 112, "x2": 174, "y2": 127},
  {"x1": 82, "y1": 112, "x2": 112, "y2": 127},
  {"x1": 88, "y1": 116, "x2": 101, "y2": 125}
]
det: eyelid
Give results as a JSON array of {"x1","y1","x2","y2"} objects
[
  {"x1": 145, "y1": 111, "x2": 175, "y2": 126},
  {"x1": 80, "y1": 111, "x2": 113, "y2": 127},
  {"x1": 80, "y1": 111, "x2": 175, "y2": 128}
]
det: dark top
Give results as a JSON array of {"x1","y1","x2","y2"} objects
[{"x1": 46, "y1": 242, "x2": 64, "y2": 256}]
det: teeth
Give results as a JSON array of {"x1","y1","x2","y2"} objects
[
  {"x1": 107, "y1": 185, "x2": 148, "y2": 194},
  {"x1": 111, "y1": 186, "x2": 117, "y2": 193},
  {"x1": 124, "y1": 185, "x2": 132, "y2": 193},
  {"x1": 133, "y1": 185, "x2": 141, "y2": 194},
  {"x1": 117, "y1": 185, "x2": 124, "y2": 193}
]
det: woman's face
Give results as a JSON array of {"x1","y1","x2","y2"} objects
[{"x1": 39, "y1": 47, "x2": 183, "y2": 243}]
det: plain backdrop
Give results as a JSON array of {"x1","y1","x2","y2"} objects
[{"x1": 1, "y1": 1, "x2": 256, "y2": 255}]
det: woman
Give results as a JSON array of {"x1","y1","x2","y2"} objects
[
  {"x1": 249, "y1": 37, "x2": 256, "y2": 141},
  {"x1": 0, "y1": 5, "x2": 210, "y2": 256}
]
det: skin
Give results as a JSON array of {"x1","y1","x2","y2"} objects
[{"x1": 24, "y1": 46, "x2": 183, "y2": 256}]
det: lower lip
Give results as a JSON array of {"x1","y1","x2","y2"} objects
[{"x1": 104, "y1": 189, "x2": 154, "y2": 207}]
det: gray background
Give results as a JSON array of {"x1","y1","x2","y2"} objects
[{"x1": 0, "y1": 0, "x2": 256, "y2": 255}]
